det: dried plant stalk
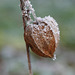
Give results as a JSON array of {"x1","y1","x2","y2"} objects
[
  {"x1": 20, "y1": 0, "x2": 60, "y2": 75},
  {"x1": 26, "y1": 44, "x2": 32, "y2": 75},
  {"x1": 20, "y1": 0, "x2": 32, "y2": 75}
]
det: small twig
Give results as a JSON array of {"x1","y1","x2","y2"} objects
[{"x1": 26, "y1": 44, "x2": 32, "y2": 75}]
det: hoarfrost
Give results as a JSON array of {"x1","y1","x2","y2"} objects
[
  {"x1": 43, "y1": 27, "x2": 46, "y2": 32},
  {"x1": 30, "y1": 15, "x2": 60, "y2": 55}
]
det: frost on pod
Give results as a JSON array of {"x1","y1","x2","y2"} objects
[
  {"x1": 23, "y1": 0, "x2": 36, "y2": 22},
  {"x1": 23, "y1": 0, "x2": 60, "y2": 58}
]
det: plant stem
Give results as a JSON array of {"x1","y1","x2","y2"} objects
[
  {"x1": 26, "y1": 44, "x2": 32, "y2": 75},
  {"x1": 20, "y1": 0, "x2": 32, "y2": 75},
  {"x1": 20, "y1": 0, "x2": 26, "y2": 29}
]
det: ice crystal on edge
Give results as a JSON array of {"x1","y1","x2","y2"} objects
[{"x1": 52, "y1": 54, "x2": 56, "y2": 61}]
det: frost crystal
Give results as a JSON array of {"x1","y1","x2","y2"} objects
[
  {"x1": 52, "y1": 54, "x2": 56, "y2": 61},
  {"x1": 24, "y1": 0, "x2": 36, "y2": 20}
]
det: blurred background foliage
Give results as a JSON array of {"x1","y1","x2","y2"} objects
[{"x1": 0, "y1": 0, "x2": 75, "y2": 75}]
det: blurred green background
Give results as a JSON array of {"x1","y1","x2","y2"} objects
[{"x1": 0, "y1": 0, "x2": 75, "y2": 75}]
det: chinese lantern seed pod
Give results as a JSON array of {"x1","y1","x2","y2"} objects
[{"x1": 24, "y1": 16, "x2": 60, "y2": 58}]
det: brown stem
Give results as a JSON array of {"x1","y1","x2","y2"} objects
[
  {"x1": 22, "y1": 15, "x2": 26, "y2": 30},
  {"x1": 20, "y1": 0, "x2": 32, "y2": 75},
  {"x1": 20, "y1": 0, "x2": 25, "y2": 10},
  {"x1": 20, "y1": 0, "x2": 30, "y2": 29},
  {"x1": 26, "y1": 44, "x2": 32, "y2": 75},
  {"x1": 20, "y1": 0, "x2": 26, "y2": 29}
]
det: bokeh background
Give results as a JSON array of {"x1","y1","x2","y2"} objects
[{"x1": 0, "y1": 0, "x2": 75, "y2": 75}]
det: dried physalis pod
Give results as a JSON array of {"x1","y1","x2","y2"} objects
[
  {"x1": 20, "y1": 0, "x2": 60, "y2": 75},
  {"x1": 24, "y1": 16, "x2": 60, "y2": 58}
]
